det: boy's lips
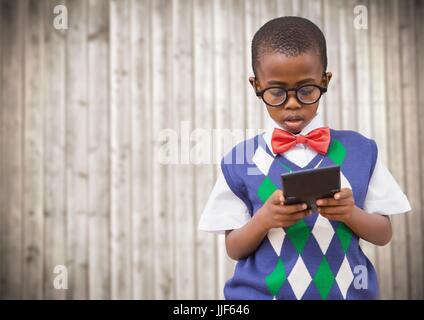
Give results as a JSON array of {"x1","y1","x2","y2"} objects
[
  {"x1": 283, "y1": 115, "x2": 304, "y2": 131},
  {"x1": 284, "y1": 114, "x2": 304, "y2": 122}
]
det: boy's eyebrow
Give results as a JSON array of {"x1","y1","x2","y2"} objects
[{"x1": 267, "y1": 78, "x2": 317, "y2": 86}]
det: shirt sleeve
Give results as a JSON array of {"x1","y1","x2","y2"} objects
[
  {"x1": 197, "y1": 166, "x2": 251, "y2": 234},
  {"x1": 363, "y1": 154, "x2": 412, "y2": 215}
]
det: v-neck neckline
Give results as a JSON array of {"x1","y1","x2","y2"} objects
[{"x1": 276, "y1": 152, "x2": 324, "y2": 172}]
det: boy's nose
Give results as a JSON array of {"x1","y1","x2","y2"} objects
[{"x1": 283, "y1": 92, "x2": 301, "y2": 110}]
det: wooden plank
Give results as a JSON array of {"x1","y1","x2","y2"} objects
[
  {"x1": 322, "y1": 0, "x2": 342, "y2": 129},
  {"x1": 339, "y1": 0, "x2": 357, "y2": 131},
  {"x1": 109, "y1": 0, "x2": 132, "y2": 299},
  {"x1": 151, "y1": 0, "x2": 174, "y2": 299},
  {"x1": 211, "y1": 0, "x2": 234, "y2": 299},
  {"x1": 192, "y1": 0, "x2": 218, "y2": 300},
  {"x1": 212, "y1": 0, "x2": 231, "y2": 159},
  {"x1": 0, "y1": 0, "x2": 24, "y2": 299},
  {"x1": 399, "y1": 0, "x2": 423, "y2": 299},
  {"x1": 229, "y1": 0, "x2": 246, "y2": 135},
  {"x1": 129, "y1": 0, "x2": 153, "y2": 300},
  {"x1": 353, "y1": 0, "x2": 371, "y2": 137},
  {"x1": 88, "y1": 0, "x2": 111, "y2": 300},
  {"x1": 276, "y1": 0, "x2": 293, "y2": 16},
  {"x1": 369, "y1": 0, "x2": 389, "y2": 166},
  {"x1": 169, "y1": 0, "x2": 196, "y2": 300},
  {"x1": 370, "y1": 0, "x2": 393, "y2": 299},
  {"x1": 259, "y1": 0, "x2": 278, "y2": 22},
  {"x1": 22, "y1": 0, "x2": 44, "y2": 300},
  {"x1": 65, "y1": 0, "x2": 89, "y2": 299},
  {"x1": 0, "y1": 0, "x2": 4, "y2": 299},
  {"x1": 244, "y1": 0, "x2": 264, "y2": 133},
  {"x1": 300, "y1": 0, "x2": 322, "y2": 28},
  {"x1": 385, "y1": 0, "x2": 409, "y2": 300},
  {"x1": 230, "y1": 0, "x2": 249, "y2": 143},
  {"x1": 43, "y1": 0, "x2": 67, "y2": 300},
  {"x1": 352, "y1": 0, "x2": 377, "y2": 269},
  {"x1": 291, "y1": 0, "x2": 302, "y2": 16},
  {"x1": 416, "y1": 0, "x2": 424, "y2": 301}
]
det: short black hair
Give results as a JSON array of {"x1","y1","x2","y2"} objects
[{"x1": 251, "y1": 16, "x2": 327, "y2": 75}]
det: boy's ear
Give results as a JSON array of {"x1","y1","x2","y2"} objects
[
  {"x1": 249, "y1": 76, "x2": 258, "y2": 92},
  {"x1": 323, "y1": 72, "x2": 332, "y2": 87}
]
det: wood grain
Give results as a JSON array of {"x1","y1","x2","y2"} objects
[{"x1": 0, "y1": 0, "x2": 422, "y2": 300}]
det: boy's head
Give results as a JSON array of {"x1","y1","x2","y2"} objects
[{"x1": 249, "y1": 16, "x2": 332, "y2": 134}]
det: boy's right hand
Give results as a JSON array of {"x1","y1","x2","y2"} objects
[{"x1": 257, "y1": 189, "x2": 311, "y2": 230}]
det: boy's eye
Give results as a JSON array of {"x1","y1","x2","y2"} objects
[
  {"x1": 268, "y1": 88, "x2": 286, "y2": 97},
  {"x1": 263, "y1": 88, "x2": 287, "y2": 106},
  {"x1": 298, "y1": 86, "x2": 315, "y2": 96}
]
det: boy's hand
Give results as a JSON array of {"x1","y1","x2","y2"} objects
[
  {"x1": 316, "y1": 188, "x2": 355, "y2": 223},
  {"x1": 257, "y1": 189, "x2": 311, "y2": 230}
]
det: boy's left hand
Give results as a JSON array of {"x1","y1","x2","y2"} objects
[{"x1": 316, "y1": 188, "x2": 355, "y2": 223}]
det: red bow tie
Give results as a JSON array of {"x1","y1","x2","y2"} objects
[{"x1": 271, "y1": 127, "x2": 331, "y2": 155}]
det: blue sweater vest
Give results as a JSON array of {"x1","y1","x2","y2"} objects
[{"x1": 221, "y1": 129, "x2": 379, "y2": 300}]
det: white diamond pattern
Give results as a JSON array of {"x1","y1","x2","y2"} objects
[
  {"x1": 267, "y1": 227, "x2": 286, "y2": 255},
  {"x1": 335, "y1": 256, "x2": 354, "y2": 299},
  {"x1": 287, "y1": 256, "x2": 312, "y2": 300},
  {"x1": 311, "y1": 214, "x2": 335, "y2": 254}
]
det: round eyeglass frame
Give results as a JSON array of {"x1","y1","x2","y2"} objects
[{"x1": 255, "y1": 84, "x2": 328, "y2": 107}]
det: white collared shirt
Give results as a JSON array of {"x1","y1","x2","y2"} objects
[{"x1": 198, "y1": 114, "x2": 412, "y2": 234}]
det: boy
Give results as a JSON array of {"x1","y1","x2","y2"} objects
[{"x1": 198, "y1": 17, "x2": 411, "y2": 300}]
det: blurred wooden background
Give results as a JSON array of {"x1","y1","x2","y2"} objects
[{"x1": 0, "y1": 0, "x2": 423, "y2": 299}]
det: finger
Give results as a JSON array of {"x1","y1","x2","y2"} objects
[
  {"x1": 282, "y1": 203, "x2": 309, "y2": 215},
  {"x1": 316, "y1": 197, "x2": 339, "y2": 206},
  {"x1": 283, "y1": 210, "x2": 312, "y2": 221},
  {"x1": 279, "y1": 194, "x2": 285, "y2": 204},
  {"x1": 271, "y1": 190, "x2": 284, "y2": 204},
  {"x1": 334, "y1": 188, "x2": 353, "y2": 200},
  {"x1": 316, "y1": 197, "x2": 353, "y2": 207},
  {"x1": 272, "y1": 203, "x2": 308, "y2": 216},
  {"x1": 318, "y1": 205, "x2": 350, "y2": 215}
]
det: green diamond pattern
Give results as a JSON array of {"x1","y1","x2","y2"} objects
[
  {"x1": 257, "y1": 176, "x2": 277, "y2": 203},
  {"x1": 286, "y1": 219, "x2": 311, "y2": 254},
  {"x1": 313, "y1": 256, "x2": 335, "y2": 300},
  {"x1": 336, "y1": 222, "x2": 353, "y2": 253},
  {"x1": 327, "y1": 139, "x2": 347, "y2": 165},
  {"x1": 265, "y1": 258, "x2": 286, "y2": 296}
]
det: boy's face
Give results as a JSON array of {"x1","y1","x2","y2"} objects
[{"x1": 249, "y1": 51, "x2": 332, "y2": 134}]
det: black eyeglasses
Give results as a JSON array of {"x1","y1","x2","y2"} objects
[{"x1": 256, "y1": 84, "x2": 327, "y2": 107}]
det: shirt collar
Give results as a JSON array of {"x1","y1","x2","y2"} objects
[{"x1": 263, "y1": 113, "x2": 325, "y2": 156}]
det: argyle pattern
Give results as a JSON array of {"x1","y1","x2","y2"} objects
[{"x1": 222, "y1": 130, "x2": 379, "y2": 300}]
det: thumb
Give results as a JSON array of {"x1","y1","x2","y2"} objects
[{"x1": 272, "y1": 189, "x2": 284, "y2": 204}]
